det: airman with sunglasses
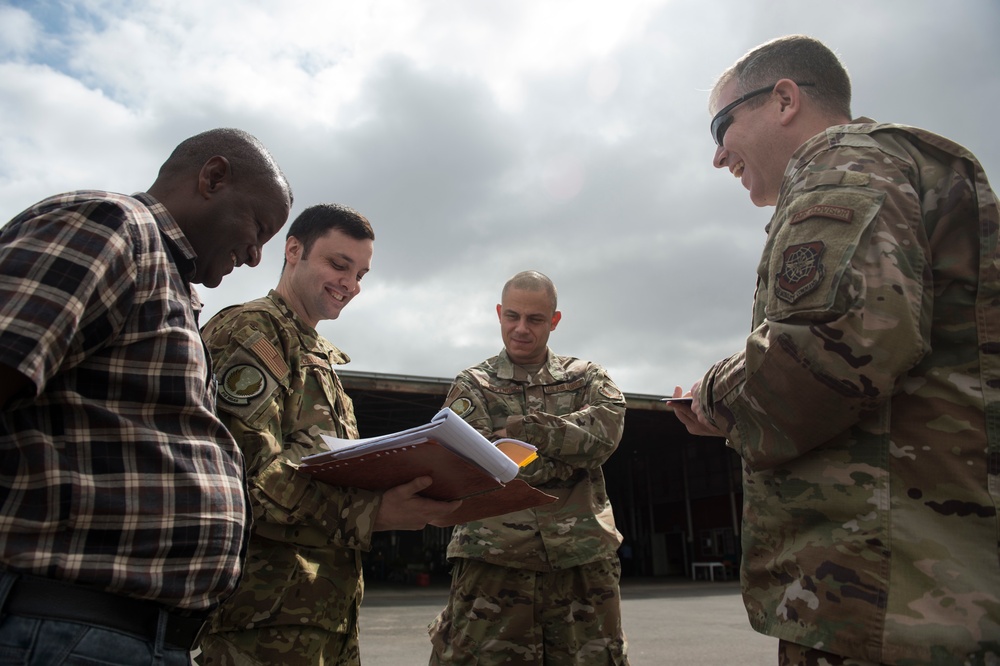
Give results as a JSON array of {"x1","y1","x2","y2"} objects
[{"x1": 671, "y1": 34, "x2": 1000, "y2": 666}]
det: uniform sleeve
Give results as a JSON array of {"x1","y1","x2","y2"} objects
[
  {"x1": 442, "y1": 372, "x2": 497, "y2": 439},
  {"x1": 699, "y1": 149, "x2": 933, "y2": 470},
  {"x1": 507, "y1": 366, "x2": 626, "y2": 486},
  {"x1": 202, "y1": 310, "x2": 380, "y2": 550},
  {"x1": 442, "y1": 371, "x2": 571, "y2": 478}
]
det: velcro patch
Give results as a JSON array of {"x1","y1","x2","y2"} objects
[
  {"x1": 598, "y1": 383, "x2": 623, "y2": 400},
  {"x1": 790, "y1": 204, "x2": 854, "y2": 225},
  {"x1": 213, "y1": 342, "x2": 284, "y2": 426},
  {"x1": 775, "y1": 241, "x2": 825, "y2": 303},
  {"x1": 449, "y1": 397, "x2": 475, "y2": 418},
  {"x1": 485, "y1": 383, "x2": 521, "y2": 395},
  {"x1": 302, "y1": 353, "x2": 331, "y2": 370},
  {"x1": 219, "y1": 365, "x2": 267, "y2": 405},
  {"x1": 543, "y1": 378, "x2": 587, "y2": 394},
  {"x1": 250, "y1": 337, "x2": 289, "y2": 380}
]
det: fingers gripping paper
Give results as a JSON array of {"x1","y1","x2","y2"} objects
[{"x1": 295, "y1": 408, "x2": 554, "y2": 526}]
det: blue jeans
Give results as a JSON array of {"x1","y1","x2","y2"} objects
[{"x1": 0, "y1": 574, "x2": 192, "y2": 665}]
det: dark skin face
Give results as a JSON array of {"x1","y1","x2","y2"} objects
[{"x1": 171, "y1": 156, "x2": 291, "y2": 287}]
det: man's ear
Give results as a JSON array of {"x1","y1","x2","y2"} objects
[
  {"x1": 197, "y1": 155, "x2": 231, "y2": 198},
  {"x1": 773, "y1": 78, "x2": 803, "y2": 128},
  {"x1": 550, "y1": 310, "x2": 562, "y2": 331},
  {"x1": 284, "y1": 235, "x2": 302, "y2": 266},
  {"x1": 496, "y1": 304, "x2": 503, "y2": 321}
]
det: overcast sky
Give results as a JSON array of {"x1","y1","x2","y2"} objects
[{"x1": 2, "y1": 0, "x2": 998, "y2": 397}]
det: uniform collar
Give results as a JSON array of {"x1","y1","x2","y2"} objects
[
  {"x1": 496, "y1": 348, "x2": 566, "y2": 383},
  {"x1": 265, "y1": 289, "x2": 352, "y2": 365}
]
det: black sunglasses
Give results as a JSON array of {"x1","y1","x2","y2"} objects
[{"x1": 710, "y1": 82, "x2": 815, "y2": 147}]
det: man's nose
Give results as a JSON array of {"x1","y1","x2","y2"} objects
[
  {"x1": 344, "y1": 275, "x2": 361, "y2": 294},
  {"x1": 713, "y1": 144, "x2": 728, "y2": 169},
  {"x1": 247, "y1": 245, "x2": 261, "y2": 267}
]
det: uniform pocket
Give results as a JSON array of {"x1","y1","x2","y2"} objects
[{"x1": 764, "y1": 187, "x2": 885, "y2": 322}]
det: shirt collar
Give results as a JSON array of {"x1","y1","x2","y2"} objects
[{"x1": 131, "y1": 191, "x2": 198, "y2": 282}]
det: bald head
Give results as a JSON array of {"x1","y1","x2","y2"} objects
[{"x1": 502, "y1": 270, "x2": 558, "y2": 312}]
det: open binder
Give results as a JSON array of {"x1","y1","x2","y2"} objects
[{"x1": 296, "y1": 408, "x2": 556, "y2": 526}]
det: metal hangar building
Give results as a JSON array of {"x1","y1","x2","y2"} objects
[{"x1": 339, "y1": 370, "x2": 743, "y2": 583}]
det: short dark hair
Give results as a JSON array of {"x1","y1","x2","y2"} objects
[
  {"x1": 285, "y1": 203, "x2": 374, "y2": 262},
  {"x1": 158, "y1": 128, "x2": 293, "y2": 205},
  {"x1": 713, "y1": 35, "x2": 852, "y2": 119},
  {"x1": 502, "y1": 270, "x2": 558, "y2": 311}
]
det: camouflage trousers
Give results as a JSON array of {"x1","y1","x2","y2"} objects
[
  {"x1": 428, "y1": 557, "x2": 629, "y2": 665},
  {"x1": 779, "y1": 640, "x2": 1000, "y2": 666},
  {"x1": 194, "y1": 625, "x2": 360, "y2": 666},
  {"x1": 778, "y1": 641, "x2": 887, "y2": 666}
]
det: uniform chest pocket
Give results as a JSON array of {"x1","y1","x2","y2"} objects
[
  {"x1": 542, "y1": 378, "x2": 588, "y2": 413},
  {"x1": 302, "y1": 353, "x2": 357, "y2": 438}
]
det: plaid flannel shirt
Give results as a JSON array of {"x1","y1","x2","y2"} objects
[{"x1": 0, "y1": 190, "x2": 250, "y2": 612}]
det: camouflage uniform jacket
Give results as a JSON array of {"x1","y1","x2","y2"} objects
[
  {"x1": 445, "y1": 349, "x2": 626, "y2": 571},
  {"x1": 696, "y1": 121, "x2": 1000, "y2": 664},
  {"x1": 201, "y1": 290, "x2": 381, "y2": 635}
]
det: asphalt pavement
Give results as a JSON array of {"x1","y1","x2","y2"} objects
[{"x1": 358, "y1": 578, "x2": 777, "y2": 665}]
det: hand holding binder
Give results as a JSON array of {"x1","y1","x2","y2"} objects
[{"x1": 295, "y1": 408, "x2": 556, "y2": 526}]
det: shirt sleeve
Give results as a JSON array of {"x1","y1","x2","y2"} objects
[
  {"x1": 0, "y1": 199, "x2": 135, "y2": 394},
  {"x1": 700, "y1": 146, "x2": 933, "y2": 470},
  {"x1": 443, "y1": 372, "x2": 499, "y2": 438},
  {"x1": 202, "y1": 309, "x2": 380, "y2": 551}
]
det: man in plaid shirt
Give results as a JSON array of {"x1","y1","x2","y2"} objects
[{"x1": 0, "y1": 128, "x2": 292, "y2": 665}]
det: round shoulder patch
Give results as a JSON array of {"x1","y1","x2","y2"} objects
[
  {"x1": 449, "y1": 397, "x2": 475, "y2": 418},
  {"x1": 219, "y1": 365, "x2": 267, "y2": 405}
]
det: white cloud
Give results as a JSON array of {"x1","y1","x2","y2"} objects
[
  {"x1": 2, "y1": 0, "x2": 998, "y2": 395},
  {"x1": 0, "y1": 62, "x2": 149, "y2": 211},
  {"x1": 0, "y1": 5, "x2": 39, "y2": 58}
]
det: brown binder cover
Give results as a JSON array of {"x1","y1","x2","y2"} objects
[{"x1": 297, "y1": 440, "x2": 556, "y2": 526}]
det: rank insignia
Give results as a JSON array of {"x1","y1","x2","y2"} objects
[
  {"x1": 219, "y1": 364, "x2": 267, "y2": 405},
  {"x1": 449, "y1": 397, "x2": 475, "y2": 418},
  {"x1": 790, "y1": 204, "x2": 853, "y2": 225},
  {"x1": 775, "y1": 241, "x2": 825, "y2": 303}
]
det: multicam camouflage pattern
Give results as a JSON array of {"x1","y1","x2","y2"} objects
[
  {"x1": 778, "y1": 640, "x2": 886, "y2": 666},
  {"x1": 428, "y1": 558, "x2": 628, "y2": 665},
  {"x1": 444, "y1": 349, "x2": 627, "y2": 570},
  {"x1": 197, "y1": 290, "x2": 380, "y2": 664},
  {"x1": 198, "y1": 625, "x2": 359, "y2": 666},
  {"x1": 430, "y1": 349, "x2": 628, "y2": 664},
  {"x1": 697, "y1": 121, "x2": 1000, "y2": 664}
]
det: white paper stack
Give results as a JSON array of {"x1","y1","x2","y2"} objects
[{"x1": 302, "y1": 407, "x2": 534, "y2": 484}]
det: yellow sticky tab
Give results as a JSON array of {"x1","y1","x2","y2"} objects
[{"x1": 496, "y1": 439, "x2": 538, "y2": 467}]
